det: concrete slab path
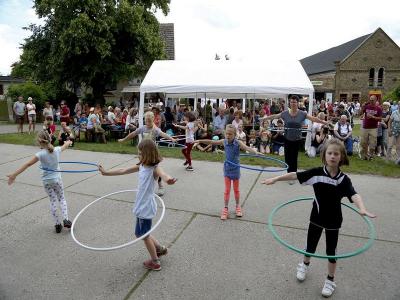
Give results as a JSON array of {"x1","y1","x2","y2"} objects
[{"x1": 0, "y1": 143, "x2": 399, "y2": 300}]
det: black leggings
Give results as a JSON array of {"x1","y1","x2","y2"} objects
[
  {"x1": 284, "y1": 139, "x2": 301, "y2": 173},
  {"x1": 305, "y1": 222, "x2": 339, "y2": 263}
]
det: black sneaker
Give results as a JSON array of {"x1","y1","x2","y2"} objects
[
  {"x1": 55, "y1": 224, "x2": 62, "y2": 233},
  {"x1": 63, "y1": 219, "x2": 72, "y2": 228},
  {"x1": 183, "y1": 161, "x2": 189, "y2": 166},
  {"x1": 185, "y1": 166, "x2": 194, "y2": 171}
]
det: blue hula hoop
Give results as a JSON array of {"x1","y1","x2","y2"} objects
[
  {"x1": 225, "y1": 154, "x2": 288, "y2": 172},
  {"x1": 268, "y1": 197, "x2": 376, "y2": 260},
  {"x1": 39, "y1": 161, "x2": 98, "y2": 173}
]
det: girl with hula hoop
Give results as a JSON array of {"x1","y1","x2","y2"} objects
[
  {"x1": 262, "y1": 138, "x2": 376, "y2": 297},
  {"x1": 196, "y1": 124, "x2": 261, "y2": 220},
  {"x1": 173, "y1": 111, "x2": 198, "y2": 171},
  {"x1": 118, "y1": 111, "x2": 176, "y2": 197},
  {"x1": 99, "y1": 139, "x2": 177, "y2": 271},
  {"x1": 7, "y1": 131, "x2": 73, "y2": 233}
]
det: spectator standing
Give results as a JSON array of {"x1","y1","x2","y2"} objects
[
  {"x1": 360, "y1": 95, "x2": 382, "y2": 160},
  {"x1": 387, "y1": 108, "x2": 400, "y2": 162},
  {"x1": 74, "y1": 99, "x2": 82, "y2": 117},
  {"x1": 13, "y1": 96, "x2": 26, "y2": 133},
  {"x1": 42, "y1": 102, "x2": 53, "y2": 119},
  {"x1": 262, "y1": 95, "x2": 328, "y2": 182},
  {"x1": 60, "y1": 101, "x2": 70, "y2": 125},
  {"x1": 26, "y1": 97, "x2": 37, "y2": 134},
  {"x1": 390, "y1": 101, "x2": 398, "y2": 113},
  {"x1": 204, "y1": 100, "x2": 213, "y2": 125},
  {"x1": 377, "y1": 102, "x2": 391, "y2": 156}
]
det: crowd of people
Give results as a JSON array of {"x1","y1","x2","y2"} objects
[{"x1": 12, "y1": 94, "x2": 400, "y2": 165}]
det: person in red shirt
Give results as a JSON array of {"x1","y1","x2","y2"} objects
[
  {"x1": 360, "y1": 95, "x2": 382, "y2": 160},
  {"x1": 60, "y1": 101, "x2": 70, "y2": 125}
]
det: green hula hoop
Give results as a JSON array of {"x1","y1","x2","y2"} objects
[{"x1": 268, "y1": 197, "x2": 376, "y2": 259}]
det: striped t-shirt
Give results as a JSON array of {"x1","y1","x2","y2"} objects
[{"x1": 297, "y1": 166, "x2": 357, "y2": 229}]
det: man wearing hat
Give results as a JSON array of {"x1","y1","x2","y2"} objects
[
  {"x1": 26, "y1": 97, "x2": 37, "y2": 134},
  {"x1": 13, "y1": 96, "x2": 26, "y2": 133}
]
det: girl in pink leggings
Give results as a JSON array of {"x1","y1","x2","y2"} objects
[
  {"x1": 196, "y1": 125, "x2": 260, "y2": 220},
  {"x1": 174, "y1": 112, "x2": 197, "y2": 171}
]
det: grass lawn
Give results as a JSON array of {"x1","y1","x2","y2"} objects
[{"x1": 0, "y1": 127, "x2": 398, "y2": 178}]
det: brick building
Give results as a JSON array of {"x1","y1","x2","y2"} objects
[{"x1": 300, "y1": 28, "x2": 400, "y2": 103}]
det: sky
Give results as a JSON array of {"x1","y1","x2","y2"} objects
[{"x1": 1, "y1": 0, "x2": 399, "y2": 75}]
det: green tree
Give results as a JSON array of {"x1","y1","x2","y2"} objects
[
  {"x1": 12, "y1": 0, "x2": 169, "y2": 104},
  {"x1": 6, "y1": 82, "x2": 47, "y2": 110},
  {"x1": 384, "y1": 85, "x2": 400, "y2": 102}
]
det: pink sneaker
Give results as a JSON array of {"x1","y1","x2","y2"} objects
[
  {"x1": 143, "y1": 259, "x2": 161, "y2": 271},
  {"x1": 220, "y1": 207, "x2": 229, "y2": 220}
]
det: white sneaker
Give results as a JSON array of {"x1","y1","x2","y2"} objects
[
  {"x1": 157, "y1": 187, "x2": 164, "y2": 196},
  {"x1": 321, "y1": 279, "x2": 336, "y2": 297},
  {"x1": 296, "y1": 262, "x2": 309, "y2": 281}
]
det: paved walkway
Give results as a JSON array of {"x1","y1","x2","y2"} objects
[{"x1": 0, "y1": 144, "x2": 399, "y2": 299}]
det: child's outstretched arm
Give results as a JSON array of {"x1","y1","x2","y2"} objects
[
  {"x1": 173, "y1": 123, "x2": 186, "y2": 130},
  {"x1": 60, "y1": 140, "x2": 73, "y2": 151},
  {"x1": 195, "y1": 139, "x2": 224, "y2": 146},
  {"x1": 118, "y1": 130, "x2": 138, "y2": 143},
  {"x1": 237, "y1": 140, "x2": 262, "y2": 155},
  {"x1": 98, "y1": 164, "x2": 139, "y2": 176},
  {"x1": 7, "y1": 156, "x2": 39, "y2": 185},
  {"x1": 155, "y1": 166, "x2": 177, "y2": 185},
  {"x1": 159, "y1": 131, "x2": 177, "y2": 143},
  {"x1": 261, "y1": 172, "x2": 297, "y2": 185},
  {"x1": 351, "y1": 194, "x2": 376, "y2": 218}
]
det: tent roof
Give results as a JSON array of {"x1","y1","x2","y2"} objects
[{"x1": 140, "y1": 60, "x2": 314, "y2": 97}]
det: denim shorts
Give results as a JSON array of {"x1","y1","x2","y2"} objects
[{"x1": 135, "y1": 218, "x2": 152, "y2": 237}]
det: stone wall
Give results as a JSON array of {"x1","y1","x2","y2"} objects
[{"x1": 336, "y1": 28, "x2": 400, "y2": 102}]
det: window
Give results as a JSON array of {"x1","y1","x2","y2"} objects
[
  {"x1": 352, "y1": 94, "x2": 360, "y2": 102},
  {"x1": 377, "y1": 68, "x2": 384, "y2": 86},
  {"x1": 0, "y1": 84, "x2": 3, "y2": 95},
  {"x1": 368, "y1": 68, "x2": 375, "y2": 87},
  {"x1": 340, "y1": 94, "x2": 348, "y2": 102}
]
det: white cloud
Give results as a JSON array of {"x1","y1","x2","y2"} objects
[
  {"x1": 156, "y1": 0, "x2": 400, "y2": 62},
  {"x1": 1, "y1": 0, "x2": 399, "y2": 75}
]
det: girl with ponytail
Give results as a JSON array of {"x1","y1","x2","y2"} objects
[{"x1": 7, "y1": 130, "x2": 73, "y2": 233}]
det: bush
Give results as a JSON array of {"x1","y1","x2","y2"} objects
[{"x1": 6, "y1": 82, "x2": 47, "y2": 110}]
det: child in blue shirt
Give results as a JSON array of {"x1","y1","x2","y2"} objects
[
  {"x1": 99, "y1": 139, "x2": 177, "y2": 271},
  {"x1": 196, "y1": 124, "x2": 261, "y2": 220},
  {"x1": 8, "y1": 131, "x2": 73, "y2": 233}
]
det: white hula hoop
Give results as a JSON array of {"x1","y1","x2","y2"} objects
[{"x1": 71, "y1": 189, "x2": 165, "y2": 251}]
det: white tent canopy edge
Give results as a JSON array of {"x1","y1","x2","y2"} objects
[{"x1": 139, "y1": 60, "x2": 314, "y2": 149}]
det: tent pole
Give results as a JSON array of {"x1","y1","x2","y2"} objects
[
  {"x1": 194, "y1": 93, "x2": 197, "y2": 112},
  {"x1": 138, "y1": 91, "x2": 145, "y2": 142},
  {"x1": 305, "y1": 92, "x2": 314, "y2": 151},
  {"x1": 252, "y1": 92, "x2": 256, "y2": 130}
]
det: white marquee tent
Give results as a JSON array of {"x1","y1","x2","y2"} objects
[{"x1": 139, "y1": 60, "x2": 315, "y2": 148}]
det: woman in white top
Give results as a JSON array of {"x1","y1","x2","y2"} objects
[{"x1": 26, "y1": 97, "x2": 37, "y2": 134}]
